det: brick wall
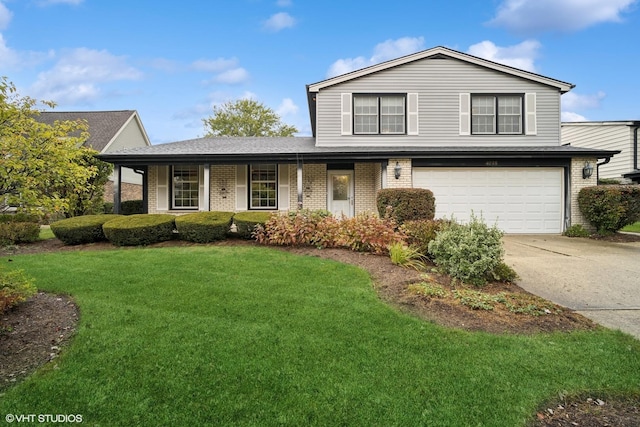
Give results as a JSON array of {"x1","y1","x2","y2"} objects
[
  {"x1": 210, "y1": 165, "x2": 236, "y2": 212},
  {"x1": 147, "y1": 166, "x2": 159, "y2": 214},
  {"x1": 354, "y1": 163, "x2": 379, "y2": 214},
  {"x1": 103, "y1": 181, "x2": 142, "y2": 202},
  {"x1": 386, "y1": 159, "x2": 412, "y2": 188},
  {"x1": 570, "y1": 157, "x2": 597, "y2": 230},
  {"x1": 301, "y1": 164, "x2": 327, "y2": 211}
]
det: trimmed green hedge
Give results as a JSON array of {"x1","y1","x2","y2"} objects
[
  {"x1": 121, "y1": 200, "x2": 144, "y2": 215},
  {"x1": 51, "y1": 214, "x2": 121, "y2": 245},
  {"x1": 0, "y1": 222, "x2": 40, "y2": 246},
  {"x1": 175, "y1": 211, "x2": 234, "y2": 243},
  {"x1": 103, "y1": 214, "x2": 176, "y2": 246},
  {"x1": 578, "y1": 185, "x2": 640, "y2": 234},
  {"x1": 233, "y1": 211, "x2": 272, "y2": 239},
  {"x1": 376, "y1": 188, "x2": 436, "y2": 225}
]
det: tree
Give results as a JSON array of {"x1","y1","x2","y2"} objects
[
  {"x1": 0, "y1": 77, "x2": 100, "y2": 218},
  {"x1": 203, "y1": 99, "x2": 298, "y2": 137}
]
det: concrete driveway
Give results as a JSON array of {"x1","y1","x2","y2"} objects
[{"x1": 503, "y1": 234, "x2": 640, "y2": 339}]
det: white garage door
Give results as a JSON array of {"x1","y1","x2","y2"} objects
[{"x1": 413, "y1": 167, "x2": 563, "y2": 233}]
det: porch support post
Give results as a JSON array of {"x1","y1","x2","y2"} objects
[
  {"x1": 113, "y1": 164, "x2": 121, "y2": 214},
  {"x1": 297, "y1": 162, "x2": 303, "y2": 209},
  {"x1": 381, "y1": 161, "x2": 388, "y2": 189},
  {"x1": 202, "y1": 163, "x2": 211, "y2": 211}
]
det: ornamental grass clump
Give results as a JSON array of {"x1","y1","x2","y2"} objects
[{"x1": 427, "y1": 214, "x2": 504, "y2": 286}]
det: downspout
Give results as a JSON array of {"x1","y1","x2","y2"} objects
[{"x1": 596, "y1": 157, "x2": 611, "y2": 183}]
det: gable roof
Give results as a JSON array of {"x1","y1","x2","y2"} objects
[
  {"x1": 307, "y1": 46, "x2": 574, "y2": 93},
  {"x1": 306, "y1": 46, "x2": 575, "y2": 135},
  {"x1": 36, "y1": 110, "x2": 151, "y2": 152}
]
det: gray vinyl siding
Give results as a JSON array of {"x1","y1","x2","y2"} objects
[
  {"x1": 561, "y1": 124, "x2": 633, "y2": 180},
  {"x1": 105, "y1": 117, "x2": 149, "y2": 185},
  {"x1": 315, "y1": 57, "x2": 561, "y2": 147}
]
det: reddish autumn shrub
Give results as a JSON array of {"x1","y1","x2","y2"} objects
[
  {"x1": 255, "y1": 210, "x2": 404, "y2": 254},
  {"x1": 401, "y1": 219, "x2": 451, "y2": 257}
]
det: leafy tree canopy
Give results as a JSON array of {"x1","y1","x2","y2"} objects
[
  {"x1": 203, "y1": 99, "x2": 298, "y2": 137},
  {"x1": 0, "y1": 77, "x2": 105, "y2": 218}
]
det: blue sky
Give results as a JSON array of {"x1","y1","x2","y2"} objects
[{"x1": 1, "y1": 0, "x2": 638, "y2": 143}]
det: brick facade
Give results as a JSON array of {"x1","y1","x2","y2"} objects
[
  {"x1": 570, "y1": 157, "x2": 597, "y2": 230},
  {"x1": 354, "y1": 163, "x2": 380, "y2": 214},
  {"x1": 386, "y1": 159, "x2": 412, "y2": 188}
]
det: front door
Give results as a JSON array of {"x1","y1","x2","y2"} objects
[{"x1": 328, "y1": 170, "x2": 354, "y2": 217}]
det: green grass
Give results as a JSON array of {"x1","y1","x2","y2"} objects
[
  {"x1": 38, "y1": 226, "x2": 55, "y2": 240},
  {"x1": 1, "y1": 246, "x2": 639, "y2": 426},
  {"x1": 622, "y1": 221, "x2": 640, "y2": 233}
]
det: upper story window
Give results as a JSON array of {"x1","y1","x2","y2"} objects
[
  {"x1": 353, "y1": 94, "x2": 406, "y2": 135},
  {"x1": 471, "y1": 95, "x2": 523, "y2": 135},
  {"x1": 172, "y1": 165, "x2": 199, "y2": 209}
]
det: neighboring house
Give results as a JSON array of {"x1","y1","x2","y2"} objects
[
  {"x1": 561, "y1": 121, "x2": 640, "y2": 183},
  {"x1": 99, "y1": 46, "x2": 619, "y2": 233},
  {"x1": 37, "y1": 110, "x2": 152, "y2": 201}
]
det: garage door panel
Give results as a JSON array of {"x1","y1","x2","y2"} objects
[{"x1": 413, "y1": 167, "x2": 563, "y2": 233}]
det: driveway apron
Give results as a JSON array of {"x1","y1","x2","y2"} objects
[{"x1": 503, "y1": 234, "x2": 640, "y2": 339}]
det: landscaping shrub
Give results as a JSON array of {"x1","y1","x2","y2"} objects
[
  {"x1": 0, "y1": 222, "x2": 40, "y2": 246},
  {"x1": 337, "y1": 213, "x2": 404, "y2": 254},
  {"x1": 376, "y1": 188, "x2": 435, "y2": 225},
  {"x1": 255, "y1": 210, "x2": 404, "y2": 254},
  {"x1": 254, "y1": 209, "x2": 331, "y2": 247},
  {"x1": 121, "y1": 200, "x2": 144, "y2": 215},
  {"x1": 427, "y1": 214, "x2": 504, "y2": 286},
  {"x1": 563, "y1": 224, "x2": 591, "y2": 238},
  {"x1": 487, "y1": 261, "x2": 519, "y2": 283},
  {"x1": 389, "y1": 242, "x2": 426, "y2": 270},
  {"x1": 50, "y1": 214, "x2": 120, "y2": 245},
  {"x1": 578, "y1": 185, "x2": 640, "y2": 234},
  {"x1": 103, "y1": 214, "x2": 176, "y2": 246},
  {"x1": 400, "y1": 219, "x2": 450, "y2": 257},
  {"x1": 103, "y1": 202, "x2": 114, "y2": 214},
  {"x1": 233, "y1": 212, "x2": 273, "y2": 239},
  {"x1": 175, "y1": 211, "x2": 234, "y2": 243},
  {"x1": 0, "y1": 267, "x2": 37, "y2": 313}
]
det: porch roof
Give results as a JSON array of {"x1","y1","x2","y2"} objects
[{"x1": 97, "y1": 136, "x2": 619, "y2": 166}]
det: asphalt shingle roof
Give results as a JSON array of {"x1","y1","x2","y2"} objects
[
  {"x1": 97, "y1": 136, "x2": 620, "y2": 165},
  {"x1": 36, "y1": 110, "x2": 136, "y2": 152}
]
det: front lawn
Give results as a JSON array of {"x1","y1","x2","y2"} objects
[
  {"x1": 622, "y1": 221, "x2": 640, "y2": 233},
  {"x1": 1, "y1": 246, "x2": 639, "y2": 426}
]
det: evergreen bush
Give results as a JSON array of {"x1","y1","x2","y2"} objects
[
  {"x1": 175, "y1": 211, "x2": 234, "y2": 243},
  {"x1": 376, "y1": 188, "x2": 435, "y2": 225},
  {"x1": 50, "y1": 214, "x2": 120, "y2": 245},
  {"x1": 103, "y1": 214, "x2": 175, "y2": 246}
]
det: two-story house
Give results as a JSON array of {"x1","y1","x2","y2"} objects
[{"x1": 99, "y1": 46, "x2": 618, "y2": 233}]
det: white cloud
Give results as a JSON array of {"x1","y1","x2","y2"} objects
[
  {"x1": 562, "y1": 91, "x2": 606, "y2": 110},
  {"x1": 489, "y1": 0, "x2": 637, "y2": 34},
  {"x1": 211, "y1": 68, "x2": 250, "y2": 84},
  {"x1": 467, "y1": 39, "x2": 541, "y2": 72},
  {"x1": 0, "y1": 1, "x2": 12, "y2": 30},
  {"x1": 191, "y1": 57, "x2": 238, "y2": 72},
  {"x1": 326, "y1": 36, "x2": 425, "y2": 77},
  {"x1": 29, "y1": 48, "x2": 143, "y2": 104},
  {"x1": 276, "y1": 98, "x2": 298, "y2": 116},
  {"x1": 263, "y1": 12, "x2": 296, "y2": 32},
  {"x1": 0, "y1": 34, "x2": 53, "y2": 70},
  {"x1": 561, "y1": 111, "x2": 588, "y2": 122}
]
